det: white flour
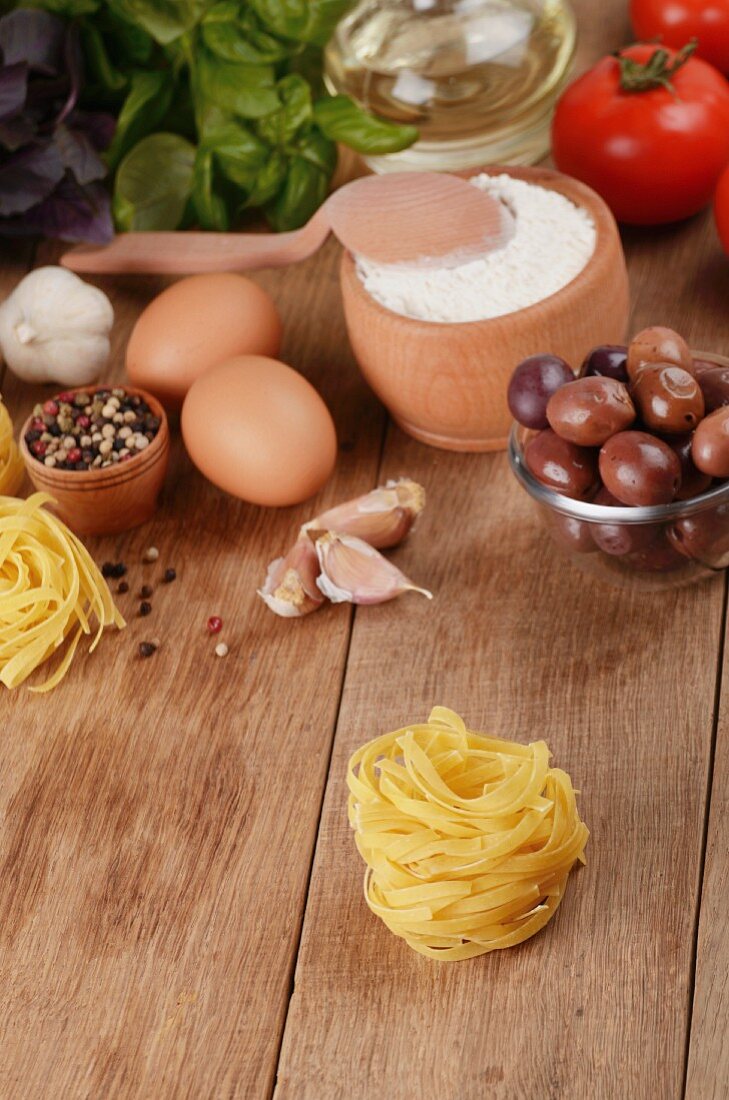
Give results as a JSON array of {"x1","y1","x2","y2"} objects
[{"x1": 355, "y1": 174, "x2": 596, "y2": 324}]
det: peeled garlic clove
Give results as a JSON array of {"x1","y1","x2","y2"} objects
[
  {"x1": 302, "y1": 478, "x2": 425, "y2": 550},
  {"x1": 258, "y1": 536, "x2": 324, "y2": 618},
  {"x1": 314, "y1": 531, "x2": 432, "y2": 605}
]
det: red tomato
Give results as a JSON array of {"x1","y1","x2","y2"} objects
[
  {"x1": 631, "y1": 0, "x2": 729, "y2": 74},
  {"x1": 715, "y1": 165, "x2": 729, "y2": 253},
  {"x1": 552, "y1": 43, "x2": 729, "y2": 224}
]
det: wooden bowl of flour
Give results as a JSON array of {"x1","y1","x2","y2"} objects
[{"x1": 339, "y1": 165, "x2": 629, "y2": 453}]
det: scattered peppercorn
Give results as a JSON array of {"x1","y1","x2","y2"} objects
[
  {"x1": 140, "y1": 584, "x2": 153, "y2": 598},
  {"x1": 139, "y1": 601, "x2": 152, "y2": 617},
  {"x1": 25, "y1": 387, "x2": 161, "y2": 472},
  {"x1": 207, "y1": 615, "x2": 223, "y2": 634},
  {"x1": 101, "y1": 561, "x2": 126, "y2": 579},
  {"x1": 163, "y1": 568, "x2": 176, "y2": 583},
  {"x1": 215, "y1": 642, "x2": 229, "y2": 658},
  {"x1": 142, "y1": 546, "x2": 159, "y2": 563},
  {"x1": 139, "y1": 642, "x2": 156, "y2": 658},
  {"x1": 117, "y1": 581, "x2": 129, "y2": 594}
]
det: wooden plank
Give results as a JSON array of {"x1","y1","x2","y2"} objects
[
  {"x1": 273, "y1": 8, "x2": 729, "y2": 1098},
  {"x1": 0, "y1": 240, "x2": 386, "y2": 1097},
  {"x1": 685, "y1": 621, "x2": 729, "y2": 1099}
]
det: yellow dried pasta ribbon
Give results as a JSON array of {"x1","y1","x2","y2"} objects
[
  {"x1": 0, "y1": 395, "x2": 23, "y2": 496},
  {"x1": 347, "y1": 707, "x2": 589, "y2": 961},
  {"x1": 0, "y1": 493, "x2": 125, "y2": 691}
]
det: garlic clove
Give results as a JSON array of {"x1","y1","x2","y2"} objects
[
  {"x1": 314, "y1": 531, "x2": 432, "y2": 605},
  {"x1": 302, "y1": 478, "x2": 425, "y2": 549},
  {"x1": 258, "y1": 536, "x2": 325, "y2": 617}
]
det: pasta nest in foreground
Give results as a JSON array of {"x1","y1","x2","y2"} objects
[{"x1": 347, "y1": 707, "x2": 588, "y2": 961}]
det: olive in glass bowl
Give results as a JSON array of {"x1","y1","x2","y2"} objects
[{"x1": 507, "y1": 347, "x2": 729, "y2": 589}]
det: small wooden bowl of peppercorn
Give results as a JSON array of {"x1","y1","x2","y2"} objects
[{"x1": 20, "y1": 384, "x2": 169, "y2": 536}]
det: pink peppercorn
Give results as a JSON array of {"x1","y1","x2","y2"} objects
[
  {"x1": 67, "y1": 447, "x2": 82, "y2": 464},
  {"x1": 30, "y1": 440, "x2": 46, "y2": 458},
  {"x1": 30, "y1": 418, "x2": 44, "y2": 431},
  {"x1": 56, "y1": 391, "x2": 74, "y2": 403},
  {"x1": 43, "y1": 400, "x2": 58, "y2": 416},
  {"x1": 207, "y1": 616, "x2": 223, "y2": 634},
  {"x1": 77, "y1": 415, "x2": 90, "y2": 429}
]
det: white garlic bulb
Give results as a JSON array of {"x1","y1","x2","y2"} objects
[{"x1": 0, "y1": 266, "x2": 113, "y2": 386}]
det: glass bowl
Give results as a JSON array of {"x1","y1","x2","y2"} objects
[{"x1": 507, "y1": 353, "x2": 729, "y2": 590}]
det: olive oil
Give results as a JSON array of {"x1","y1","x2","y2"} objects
[{"x1": 324, "y1": 0, "x2": 576, "y2": 171}]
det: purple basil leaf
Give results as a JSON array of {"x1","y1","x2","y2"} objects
[
  {"x1": 0, "y1": 9, "x2": 65, "y2": 75},
  {"x1": 0, "y1": 174, "x2": 113, "y2": 242},
  {"x1": 55, "y1": 22, "x2": 81, "y2": 125},
  {"x1": 55, "y1": 123, "x2": 106, "y2": 183},
  {"x1": 0, "y1": 113, "x2": 35, "y2": 149},
  {"x1": 70, "y1": 108, "x2": 116, "y2": 152},
  {"x1": 0, "y1": 61, "x2": 27, "y2": 122},
  {"x1": 0, "y1": 141, "x2": 64, "y2": 215}
]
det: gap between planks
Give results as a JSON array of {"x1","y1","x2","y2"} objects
[
  {"x1": 681, "y1": 572, "x2": 729, "y2": 1098},
  {"x1": 267, "y1": 415, "x2": 394, "y2": 1100}
]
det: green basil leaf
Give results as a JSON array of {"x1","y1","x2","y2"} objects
[
  {"x1": 313, "y1": 95, "x2": 418, "y2": 154},
  {"x1": 104, "y1": 12, "x2": 154, "y2": 65},
  {"x1": 24, "y1": 0, "x2": 99, "y2": 13},
  {"x1": 294, "y1": 125, "x2": 336, "y2": 175},
  {"x1": 255, "y1": 74, "x2": 311, "y2": 146},
  {"x1": 203, "y1": 120, "x2": 269, "y2": 189},
  {"x1": 244, "y1": 149, "x2": 287, "y2": 208},
  {"x1": 196, "y1": 47, "x2": 279, "y2": 120},
  {"x1": 202, "y1": 1, "x2": 295, "y2": 64},
  {"x1": 106, "y1": 0, "x2": 207, "y2": 45},
  {"x1": 266, "y1": 154, "x2": 328, "y2": 231},
  {"x1": 250, "y1": 0, "x2": 352, "y2": 46},
  {"x1": 113, "y1": 132, "x2": 196, "y2": 230},
  {"x1": 105, "y1": 71, "x2": 175, "y2": 171},
  {"x1": 192, "y1": 147, "x2": 229, "y2": 230},
  {"x1": 80, "y1": 23, "x2": 128, "y2": 96}
]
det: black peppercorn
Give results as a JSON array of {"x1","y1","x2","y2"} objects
[
  {"x1": 138, "y1": 642, "x2": 156, "y2": 658},
  {"x1": 117, "y1": 581, "x2": 129, "y2": 594},
  {"x1": 140, "y1": 584, "x2": 153, "y2": 598},
  {"x1": 139, "y1": 600, "x2": 152, "y2": 616},
  {"x1": 163, "y1": 568, "x2": 176, "y2": 583}
]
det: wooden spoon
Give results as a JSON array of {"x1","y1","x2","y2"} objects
[{"x1": 61, "y1": 173, "x2": 514, "y2": 276}]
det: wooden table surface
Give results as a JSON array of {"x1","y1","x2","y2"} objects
[{"x1": 3, "y1": 3, "x2": 729, "y2": 1097}]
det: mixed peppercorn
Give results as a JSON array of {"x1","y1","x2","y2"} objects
[{"x1": 24, "y1": 388, "x2": 161, "y2": 471}]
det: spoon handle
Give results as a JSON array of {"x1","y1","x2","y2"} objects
[{"x1": 61, "y1": 208, "x2": 332, "y2": 275}]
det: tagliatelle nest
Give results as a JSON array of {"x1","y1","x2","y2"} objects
[
  {"x1": 0, "y1": 493, "x2": 125, "y2": 691},
  {"x1": 0, "y1": 395, "x2": 24, "y2": 496},
  {"x1": 347, "y1": 707, "x2": 589, "y2": 961}
]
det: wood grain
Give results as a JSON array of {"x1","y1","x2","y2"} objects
[
  {"x1": 685, "y1": 602, "x2": 729, "y2": 1100},
  {"x1": 0, "y1": 239, "x2": 386, "y2": 1098},
  {"x1": 273, "y1": 8, "x2": 729, "y2": 1100}
]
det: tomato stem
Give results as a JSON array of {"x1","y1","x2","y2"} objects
[{"x1": 616, "y1": 39, "x2": 698, "y2": 95}]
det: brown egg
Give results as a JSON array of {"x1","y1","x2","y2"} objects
[
  {"x1": 665, "y1": 434, "x2": 712, "y2": 500},
  {"x1": 692, "y1": 406, "x2": 729, "y2": 477},
  {"x1": 590, "y1": 486, "x2": 661, "y2": 556},
  {"x1": 630, "y1": 363, "x2": 704, "y2": 434},
  {"x1": 627, "y1": 326, "x2": 693, "y2": 381},
  {"x1": 127, "y1": 274, "x2": 282, "y2": 408},
  {"x1": 181, "y1": 355, "x2": 337, "y2": 506},
  {"x1": 599, "y1": 431, "x2": 681, "y2": 505},
  {"x1": 524, "y1": 429, "x2": 599, "y2": 499},
  {"x1": 546, "y1": 376, "x2": 634, "y2": 446}
]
